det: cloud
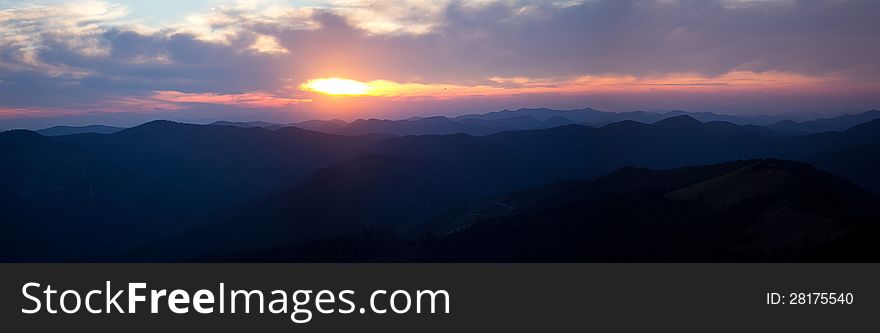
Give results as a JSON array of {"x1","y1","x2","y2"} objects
[
  {"x1": 0, "y1": 0, "x2": 129, "y2": 76},
  {"x1": 248, "y1": 34, "x2": 289, "y2": 54},
  {"x1": 1, "y1": 0, "x2": 879, "y2": 127},
  {"x1": 150, "y1": 90, "x2": 310, "y2": 108}
]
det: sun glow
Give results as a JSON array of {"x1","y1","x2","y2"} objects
[
  {"x1": 298, "y1": 71, "x2": 845, "y2": 101},
  {"x1": 301, "y1": 78, "x2": 369, "y2": 95}
]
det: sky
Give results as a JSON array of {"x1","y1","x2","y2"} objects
[{"x1": 1, "y1": 0, "x2": 879, "y2": 129}]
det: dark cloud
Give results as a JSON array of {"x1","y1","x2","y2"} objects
[{"x1": 352, "y1": 0, "x2": 880, "y2": 80}]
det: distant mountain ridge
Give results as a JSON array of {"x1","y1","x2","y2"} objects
[
  {"x1": 32, "y1": 108, "x2": 879, "y2": 137},
  {"x1": 209, "y1": 121, "x2": 286, "y2": 130},
  {"x1": 37, "y1": 125, "x2": 124, "y2": 136},
  {"x1": 767, "y1": 110, "x2": 880, "y2": 134},
  {"x1": 453, "y1": 107, "x2": 794, "y2": 125},
  {"x1": 286, "y1": 108, "x2": 879, "y2": 136}
]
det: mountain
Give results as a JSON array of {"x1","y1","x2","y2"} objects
[
  {"x1": 33, "y1": 108, "x2": 876, "y2": 138},
  {"x1": 132, "y1": 116, "x2": 880, "y2": 260},
  {"x1": 454, "y1": 107, "x2": 608, "y2": 122},
  {"x1": 767, "y1": 120, "x2": 832, "y2": 134},
  {"x1": 0, "y1": 129, "x2": 188, "y2": 260},
  {"x1": 130, "y1": 133, "x2": 531, "y2": 259},
  {"x1": 4, "y1": 115, "x2": 880, "y2": 261},
  {"x1": 37, "y1": 125, "x2": 124, "y2": 136},
  {"x1": 55, "y1": 121, "x2": 392, "y2": 199},
  {"x1": 477, "y1": 115, "x2": 880, "y2": 191},
  {"x1": 290, "y1": 108, "x2": 879, "y2": 137},
  {"x1": 0, "y1": 122, "x2": 390, "y2": 261},
  {"x1": 453, "y1": 107, "x2": 794, "y2": 126},
  {"x1": 221, "y1": 160, "x2": 880, "y2": 262},
  {"x1": 293, "y1": 119, "x2": 350, "y2": 133},
  {"x1": 768, "y1": 110, "x2": 880, "y2": 134},
  {"x1": 806, "y1": 120, "x2": 880, "y2": 194},
  {"x1": 818, "y1": 110, "x2": 880, "y2": 129},
  {"x1": 295, "y1": 115, "x2": 571, "y2": 136},
  {"x1": 210, "y1": 120, "x2": 286, "y2": 130},
  {"x1": 429, "y1": 160, "x2": 880, "y2": 261},
  {"x1": 662, "y1": 110, "x2": 794, "y2": 125},
  {"x1": 289, "y1": 107, "x2": 620, "y2": 136},
  {"x1": 456, "y1": 115, "x2": 574, "y2": 130},
  {"x1": 477, "y1": 116, "x2": 777, "y2": 181}
]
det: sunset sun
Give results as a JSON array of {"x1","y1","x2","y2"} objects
[{"x1": 302, "y1": 78, "x2": 369, "y2": 96}]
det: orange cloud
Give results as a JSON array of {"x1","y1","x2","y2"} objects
[
  {"x1": 0, "y1": 91, "x2": 311, "y2": 119},
  {"x1": 0, "y1": 98, "x2": 185, "y2": 119},
  {"x1": 0, "y1": 107, "x2": 46, "y2": 118},
  {"x1": 151, "y1": 91, "x2": 311, "y2": 108}
]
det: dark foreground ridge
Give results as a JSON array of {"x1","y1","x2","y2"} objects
[{"x1": 217, "y1": 160, "x2": 880, "y2": 262}]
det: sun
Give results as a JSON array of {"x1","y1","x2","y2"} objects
[{"x1": 301, "y1": 78, "x2": 369, "y2": 95}]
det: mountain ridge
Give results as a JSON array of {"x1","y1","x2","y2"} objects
[
  {"x1": 216, "y1": 159, "x2": 880, "y2": 262},
  {"x1": 3, "y1": 114, "x2": 880, "y2": 261}
]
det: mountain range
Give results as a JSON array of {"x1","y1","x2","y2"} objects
[
  {"x1": 36, "y1": 125, "x2": 124, "y2": 136},
  {"x1": 32, "y1": 108, "x2": 880, "y2": 137},
  {"x1": 267, "y1": 108, "x2": 880, "y2": 136},
  {"x1": 223, "y1": 160, "x2": 880, "y2": 262},
  {"x1": 2, "y1": 109, "x2": 880, "y2": 262}
]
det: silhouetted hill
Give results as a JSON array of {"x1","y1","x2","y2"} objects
[
  {"x1": 663, "y1": 110, "x2": 792, "y2": 125},
  {"x1": 210, "y1": 120, "x2": 286, "y2": 130},
  {"x1": 427, "y1": 160, "x2": 880, "y2": 261},
  {"x1": 293, "y1": 107, "x2": 759, "y2": 136},
  {"x1": 293, "y1": 119, "x2": 350, "y2": 133},
  {"x1": 0, "y1": 129, "x2": 199, "y2": 260},
  {"x1": 221, "y1": 160, "x2": 880, "y2": 262},
  {"x1": 653, "y1": 114, "x2": 703, "y2": 127},
  {"x1": 56, "y1": 121, "x2": 390, "y2": 200},
  {"x1": 768, "y1": 110, "x2": 880, "y2": 134},
  {"x1": 830, "y1": 119, "x2": 880, "y2": 144},
  {"x1": 474, "y1": 116, "x2": 879, "y2": 191},
  {"x1": 455, "y1": 107, "x2": 605, "y2": 122},
  {"x1": 480, "y1": 116, "x2": 781, "y2": 181},
  {"x1": 454, "y1": 107, "x2": 794, "y2": 126},
  {"x1": 457, "y1": 115, "x2": 573, "y2": 130},
  {"x1": 0, "y1": 123, "x2": 390, "y2": 260},
  {"x1": 289, "y1": 108, "x2": 879, "y2": 137},
  {"x1": 132, "y1": 117, "x2": 880, "y2": 260},
  {"x1": 300, "y1": 115, "x2": 571, "y2": 136},
  {"x1": 133, "y1": 136, "x2": 533, "y2": 259},
  {"x1": 768, "y1": 120, "x2": 832, "y2": 135},
  {"x1": 805, "y1": 120, "x2": 880, "y2": 194},
  {"x1": 37, "y1": 125, "x2": 124, "y2": 136}
]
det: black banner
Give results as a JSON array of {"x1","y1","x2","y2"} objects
[{"x1": 1, "y1": 264, "x2": 878, "y2": 332}]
